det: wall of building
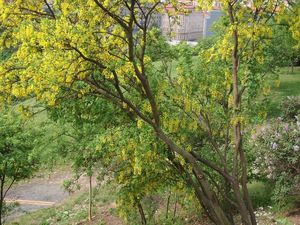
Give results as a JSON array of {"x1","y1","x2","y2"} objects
[{"x1": 161, "y1": 10, "x2": 205, "y2": 41}]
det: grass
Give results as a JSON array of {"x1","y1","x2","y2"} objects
[{"x1": 267, "y1": 67, "x2": 300, "y2": 118}]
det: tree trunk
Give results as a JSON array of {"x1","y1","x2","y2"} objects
[
  {"x1": 0, "y1": 176, "x2": 4, "y2": 225},
  {"x1": 154, "y1": 105, "x2": 252, "y2": 225},
  {"x1": 223, "y1": 181, "x2": 235, "y2": 224},
  {"x1": 173, "y1": 194, "x2": 177, "y2": 218},
  {"x1": 228, "y1": 2, "x2": 257, "y2": 224},
  {"x1": 232, "y1": 180, "x2": 252, "y2": 225},
  {"x1": 88, "y1": 175, "x2": 92, "y2": 222},
  {"x1": 240, "y1": 149, "x2": 256, "y2": 225},
  {"x1": 137, "y1": 201, "x2": 147, "y2": 225},
  {"x1": 0, "y1": 198, "x2": 2, "y2": 225},
  {"x1": 166, "y1": 192, "x2": 171, "y2": 219},
  {"x1": 171, "y1": 159, "x2": 233, "y2": 225}
]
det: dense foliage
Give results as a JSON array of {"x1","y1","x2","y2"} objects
[
  {"x1": 0, "y1": 0, "x2": 299, "y2": 225},
  {"x1": 0, "y1": 107, "x2": 40, "y2": 225}
]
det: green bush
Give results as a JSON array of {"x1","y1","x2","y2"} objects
[
  {"x1": 276, "y1": 217, "x2": 293, "y2": 225},
  {"x1": 248, "y1": 182, "x2": 273, "y2": 209},
  {"x1": 281, "y1": 96, "x2": 300, "y2": 120},
  {"x1": 250, "y1": 116, "x2": 300, "y2": 206}
]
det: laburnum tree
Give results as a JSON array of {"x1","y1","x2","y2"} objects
[{"x1": 0, "y1": 0, "x2": 292, "y2": 225}]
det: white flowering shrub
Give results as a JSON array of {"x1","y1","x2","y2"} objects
[
  {"x1": 251, "y1": 116, "x2": 300, "y2": 205},
  {"x1": 282, "y1": 96, "x2": 300, "y2": 120}
]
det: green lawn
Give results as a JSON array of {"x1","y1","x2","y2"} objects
[
  {"x1": 274, "y1": 67, "x2": 300, "y2": 96},
  {"x1": 267, "y1": 67, "x2": 300, "y2": 118}
]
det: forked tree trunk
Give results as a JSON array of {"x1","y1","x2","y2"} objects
[
  {"x1": 155, "y1": 3, "x2": 259, "y2": 223},
  {"x1": 171, "y1": 160, "x2": 233, "y2": 225}
]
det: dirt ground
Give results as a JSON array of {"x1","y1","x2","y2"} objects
[
  {"x1": 88, "y1": 203, "x2": 123, "y2": 225},
  {"x1": 286, "y1": 203, "x2": 300, "y2": 225}
]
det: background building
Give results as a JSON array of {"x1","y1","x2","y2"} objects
[{"x1": 161, "y1": 1, "x2": 222, "y2": 41}]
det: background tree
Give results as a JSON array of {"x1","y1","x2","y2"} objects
[
  {"x1": 0, "y1": 107, "x2": 40, "y2": 225},
  {"x1": 287, "y1": 1, "x2": 300, "y2": 47},
  {"x1": 48, "y1": 96, "x2": 125, "y2": 222}
]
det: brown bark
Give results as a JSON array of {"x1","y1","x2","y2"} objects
[
  {"x1": 0, "y1": 176, "x2": 4, "y2": 225},
  {"x1": 228, "y1": 2, "x2": 257, "y2": 225},
  {"x1": 88, "y1": 175, "x2": 92, "y2": 222},
  {"x1": 223, "y1": 180, "x2": 235, "y2": 224},
  {"x1": 291, "y1": 60, "x2": 294, "y2": 73},
  {"x1": 137, "y1": 201, "x2": 147, "y2": 225},
  {"x1": 173, "y1": 194, "x2": 177, "y2": 218},
  {"x1": 166, "y1": 192, "x2": 171, "y2": 219},
  {"x1": 171, "y1": 159, "x2": 233, "y2": 225}
]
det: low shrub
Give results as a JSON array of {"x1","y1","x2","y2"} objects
[
  {"x1": 250, "y1": 116, "x2": 300, "y2": 206},
  {"x1": 281, "y1": 96, "x2": 300, "y2": 120}
]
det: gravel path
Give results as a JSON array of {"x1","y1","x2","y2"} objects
[{"x1": 4, "y1": 170, "x2": 72, "y2": 221}]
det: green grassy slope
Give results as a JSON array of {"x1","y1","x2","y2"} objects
[{"x1": 267, "y1": 67, "x2": 300, "y2": 117}]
